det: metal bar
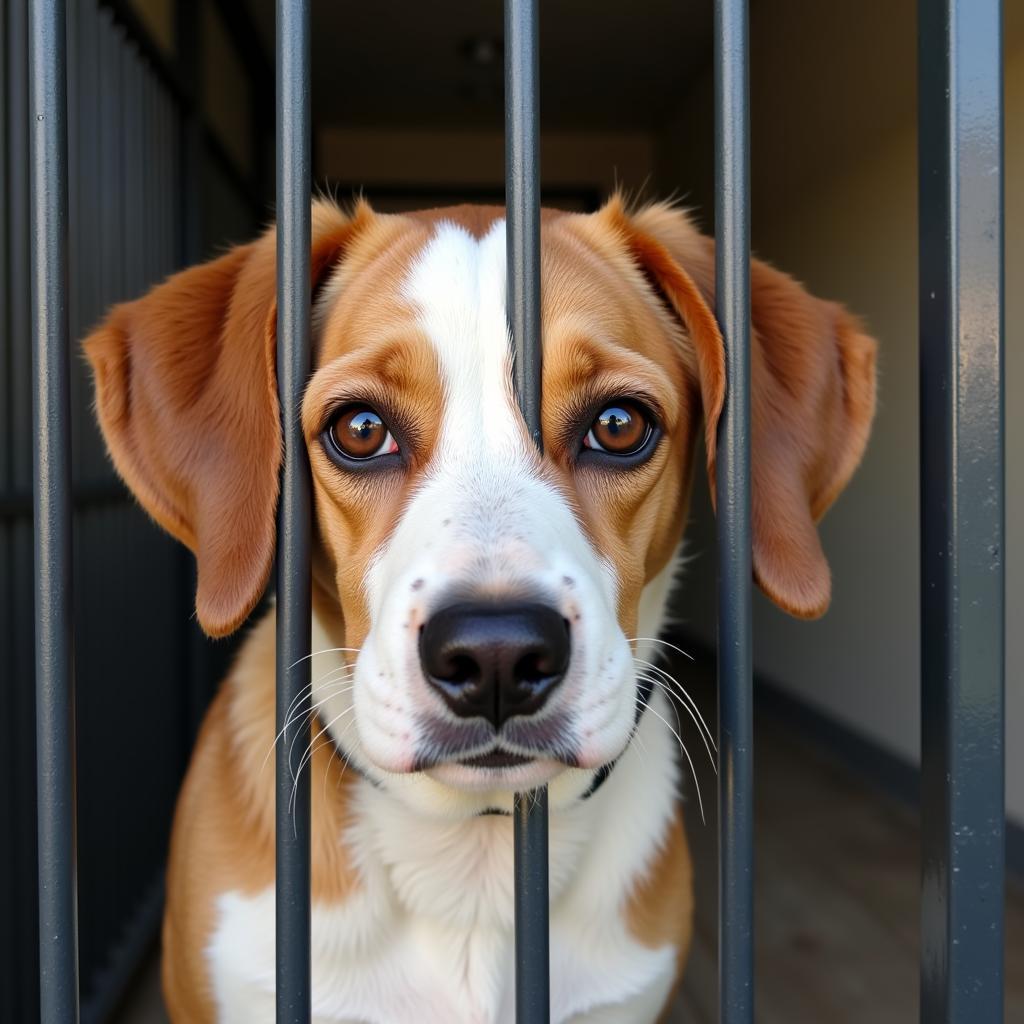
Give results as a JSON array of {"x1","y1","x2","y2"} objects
[
  {"x1": 504, "y1": 2, "x2": 549, "y2": 1021},
  {"x1": 29, "y1": 0, "x2": 79, "y2": 1020},
  {"x1": 713, "y1": 0, "x2": 754, "y2": 1021},
  {"x1": 513, "y1": 789, "x2": 549, "y2": 1022},
  {"x1": 918, "y1": 1, "x2": 1005, "y2": 1020},
  {"x1": 275, "y1": 0, "x2": 312, "y2": 1020},
  {"x1": 505, "y1": 0, "x2": 542, "y2": 451}
]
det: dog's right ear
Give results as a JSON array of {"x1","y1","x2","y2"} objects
[
  {"x1": 603, "y1": 197, "x2": 877, "y2": 620},
  {"x1": 85, "y1": 201, "x2": 375, "y2": 637}
]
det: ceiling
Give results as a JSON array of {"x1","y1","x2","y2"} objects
[{"x1": 244, "y1": 0, "x2": 713, "y2": 131}]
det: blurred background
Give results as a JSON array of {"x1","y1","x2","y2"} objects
[{"x1": 1, "y1": 0, "x2": 1021, "y2": 1021}]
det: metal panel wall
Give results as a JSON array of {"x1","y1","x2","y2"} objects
[{"x1": 3, "y1": 0, "x2": 267, "y2": 1019}]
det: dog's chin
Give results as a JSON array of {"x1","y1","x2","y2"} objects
[{"x1": 424, "y1": 756, "x2": 566, "y2": 794}]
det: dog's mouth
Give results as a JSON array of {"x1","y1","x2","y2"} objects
[
  {"x1": 459, "y1": 749, "x2": 533, "y2": 769},
  {"x1": 425, "y1": 746, "x2": 565, "y2": 795}
]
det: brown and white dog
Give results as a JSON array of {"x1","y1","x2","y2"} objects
[{"x1": 85, "y1": 196, "x2": 876, "y2": 1023}]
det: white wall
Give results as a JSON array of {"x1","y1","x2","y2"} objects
[{"x1": 657, "y1": 2, "x2": 1024, "y2": 826}]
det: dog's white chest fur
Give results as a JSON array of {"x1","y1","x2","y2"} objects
[{"x1": 206, "y1": 689, "x2": 682, "y2": 1024}]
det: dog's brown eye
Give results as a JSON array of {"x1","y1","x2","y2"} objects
[
  {"x1": 328, "y1": 406, "x2": 398, "y2": 461},
  {"x1": 584, "y1": 402, "x2": 651, "y2": 455}
]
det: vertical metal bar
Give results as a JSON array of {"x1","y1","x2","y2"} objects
[
  {"x1": 713, "y1": 0, "x2": 753, "y2": 1022},
  {"x1": 29, "y1": 0, "x2": 79, "y2": 1020},
  {"x1": 918, "y1": 1, "x2": 1005, "y2": 1020},
  {"x1": 504, "y1": 2, "x2": 549, "y2": 1022},
  {"x1": 505, "y1": 0, "x2": 542, "y2": 453},
  {"x1": 0, "y1": 0, "x2": 11, "y2": 1000},
  {"x1": 8, "y1": 6, "x2": 42, "y2": 1016},
  {"x1": 275, "y1": 0, "x2": 312, "y2": 1021}
]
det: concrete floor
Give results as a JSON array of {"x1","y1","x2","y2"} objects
[{"x1": 111, "y1": 659, "x2": 1023, "y2": 1023}]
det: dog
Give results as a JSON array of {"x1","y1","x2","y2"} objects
[{"x1": 85, "y1": 195, "x2": 876, "y2": 1022}]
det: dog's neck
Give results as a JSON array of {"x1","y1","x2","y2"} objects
[{"x1": 339, "y1": 686, "x2": 682, "y2": 934}]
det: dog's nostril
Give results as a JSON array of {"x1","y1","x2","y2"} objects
[
  {"x1": 515, "y1": 651, "x2": 551, "y2": 684},
  {"x1": 419, "y1": 601, "x2": 570, "y2": 728},
  {"x1": 445, "y1": 654, "x2": 479, "y2": 685}
]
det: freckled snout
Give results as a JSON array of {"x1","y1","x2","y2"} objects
[{"x1": 419, "y1": 602, "x2": 570, "y2": 728}]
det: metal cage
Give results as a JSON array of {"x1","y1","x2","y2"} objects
[{"x1": 23, "y1": 0, "x2": 1006, "y2": 1021}]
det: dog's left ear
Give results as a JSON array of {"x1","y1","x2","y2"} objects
[
  {"x1": 85, "y1": 201, "x2": 377, "y2": 636},
  {"x1": 605, "y1": 198, "x2": 877, "y2": 619}
]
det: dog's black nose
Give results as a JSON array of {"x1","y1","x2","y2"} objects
[{"x1": 419, "y1": 602, "x2": 570, "y2": 728}]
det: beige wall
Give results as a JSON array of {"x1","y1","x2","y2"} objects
[
  {"x1": 657, "y1": 2, "x2": 1023, "y2": 826},
  {"x1": 316, "y1": 126, "x2": 654, "y2": 202}
]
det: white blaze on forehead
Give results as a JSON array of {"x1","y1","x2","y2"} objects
[
  {"x1": 380, "y1": 215, "x2": 616, "y2": 607},
  {"x1": 402, "y1": 219, "x2": 528, "y2": 459}
]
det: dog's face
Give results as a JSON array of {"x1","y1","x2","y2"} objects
[
  {"x1": 85, "y1": 197, "x2": 876, "y2": 812},
  {"x1": 303, "y1": 206, "x2": 699, "y2": 797}
]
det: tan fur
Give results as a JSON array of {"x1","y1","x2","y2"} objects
[
  {"x1": 625, "y1": 808, "x2": 695, "y2": 1021},
  {"x1": 84, "y1": 197, "x2": 877, "y2": 1021}
]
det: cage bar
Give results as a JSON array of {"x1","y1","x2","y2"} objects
[
  {"x1": 504, "y1": 0, "x2": 550, "y2": 1020},
  {"x1": 713, "y1": 0, "x2": 754, "y2": 1021},
  {"x1": 275, "y1": 0, "x2": 313, "y2": 1020},
  {"x1": 918, "y1": 0, "x2": 1005, "y2": 1020},
  {"x1": 29, "y1": 0, "x2": 80, "y2": 1020}
]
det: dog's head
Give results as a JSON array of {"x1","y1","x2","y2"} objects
[{"x1": 85, "y1": 197, "x2": 875, "y2": 813}]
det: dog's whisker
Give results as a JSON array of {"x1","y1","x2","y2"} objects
[
  {"x1": 636, "y1": 674, "x2": 717, "y2": 775},
  {"x1": 633, "y1": 657, "x2": 717, "y2": 754},
  {"x1": 276, "y1": 660, "x2": 354, "y2": 729},
  {"x1": 632, "y1": 655, "x2": 716, "y2": 751},
  {"x1": 290, "y1": 714, "x2": 359, "y2": 827},
  {"x1": 271, "y1": 671, "x2": 355, "y2": 767},
  {"x1": 307, "y1": 663, "x2": 357, "y2": 694},
  {"x1": 264, "y1": 677, "x2": 354, "y2": 757},
  {"x1": 287, "y1": 680, "x2": 355, "y2": 736},
  {"x1": 289, "y1": 723, "x2": 353, "y2": 824},
  {"x1": 321, "y1": 746, "x2": 341, "y2": 808},
  {"x1": 309, "y1": 667, "x2": 357, "y2": 696},
  {"x1": 260, "y1": 681, "x2": 355, "y2": 774},
  {"x1": 625, "y1": 636, "x2": 695, "y2": 662},
  {"x1": 290, "y1": 735, "x2": 332, "y2": 817},
  {"x1": 280, "y1": 668, "x2": 353, "y2": 725},
  {"x1": 291, "y1": 705, "x2": 358, "y2": 807},
  {"x1": 288, "y1": 646, "x2": 363, "y2": 670},
  {"x1": 636, "y1": 691, "x2": 706, "y2": 826},
  {"x1": 278, "y1": 680, "x2": 317, "y2": 728},
  {"x1": 325, "y1": 716, "x2": 362, "y2": 798},
  {"x1": 286, "y1": 688, "x2": 356, "y2": 781}
]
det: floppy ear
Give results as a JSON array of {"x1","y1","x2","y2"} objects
[
  {"x1": 608, "y1": 198, "x2": 877, "y2": 619},
  {"x1": 84, "y1": 200, "x2": 374, "y2": 637}
]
